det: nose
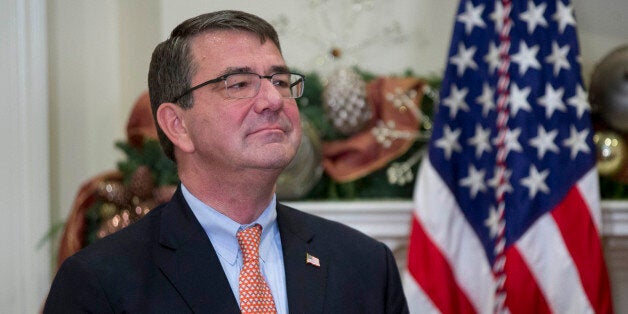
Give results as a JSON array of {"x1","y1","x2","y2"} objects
[{"x1": 253, "y1": 78, "x2": 284, "y2": 113}]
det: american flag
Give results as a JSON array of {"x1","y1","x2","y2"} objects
[{"x1": 404, "y1": 0, "x2": 613, "y2": 313}]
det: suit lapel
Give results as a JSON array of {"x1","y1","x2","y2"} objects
[
  {"x1": 277, "y1": 204, "x2": 327, "y2": 314},
  {"x1": 155, "y1": 188, "x2": 240, "y2": 313}
]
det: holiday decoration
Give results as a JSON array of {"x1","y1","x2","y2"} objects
[
  {"x1": 272, "y1": 0, "x2": 407, "y2": 75},
  {"x1": 322, "y1": 67, "x2": 372, "y2": 136},
  {"x1": 88, "y1": 140, "x2": 177, "y2": 243},
  {"x1": 322, "y1": 76, "x2": 424, "y2": 182},
  {"x1": 589, "y1": 45, "x2": 628, "y2": 197},
  {"x1": 593, "y1": 130, "x2": 626, "y2": 177},
  {"x1": 55, "y1": 92, "x2": 179, "y2": 266},
  {"x1": 294, "y1": 68, "x2": 439, "y2": 199},
  {"x1": 589, "y1": 45, "x2": 628, "y2": 132},
  {"x1": 276, "y1": 116, "x2": 324, "y2": 199}
]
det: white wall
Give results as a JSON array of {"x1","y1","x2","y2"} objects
[
  {"x1": 48, "y1": 0, "x2": 161, "y2": 228},
  {"x1": 0, "y1": 0, "x2": 50, "y2": 312}
]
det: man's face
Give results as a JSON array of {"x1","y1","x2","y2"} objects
[{"x1": 181, "y1": 30, "x2": 302, "y2": 173}]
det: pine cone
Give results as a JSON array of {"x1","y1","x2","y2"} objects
[
  {"x1": 97, "y1": 181, "x2": 129, "y2": 206},
  {"x1": 129, "y1": 165, "x2": 155, "y2": 199}
]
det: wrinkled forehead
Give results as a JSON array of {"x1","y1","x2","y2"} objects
[{"x1": 188, "y1": 30, "x2": 286, "y2": 77}]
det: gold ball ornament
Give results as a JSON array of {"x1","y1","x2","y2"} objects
[{"x1": 593, "y1": 130, "x2": 626, "y2": 177}]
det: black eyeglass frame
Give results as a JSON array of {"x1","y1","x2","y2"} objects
[{"x1": 171, "y1": 72, "x2": 305, "y2": 103}]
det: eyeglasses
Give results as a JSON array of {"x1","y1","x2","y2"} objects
[{"x1": 172, "y1": 72, "x2": 305, "y2": 103}]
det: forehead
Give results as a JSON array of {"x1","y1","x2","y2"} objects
[{"x1": 189, "y1": 30, "x2": 285, "y2": 76}]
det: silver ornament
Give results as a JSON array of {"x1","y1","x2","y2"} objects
[{"x1": 323, "y1": 67, "x2": 372, "y2": 135}]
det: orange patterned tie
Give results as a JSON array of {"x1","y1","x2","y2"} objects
[{"x1": 237, "y1": 224, "x2": 277, "y2": 314}]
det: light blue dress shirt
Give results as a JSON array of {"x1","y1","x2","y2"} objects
[{"x1": 181, "y1": 184, "x2": 287, "y2": 313}]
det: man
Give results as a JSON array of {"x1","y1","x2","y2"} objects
[{"x1": 44, "y1": 10, "x2": 409, "y2": 313}]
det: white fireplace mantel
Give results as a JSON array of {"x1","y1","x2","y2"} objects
[
  {"x1": 287, "y1": 199, "x2": 628, "y2": 311},
  {"x1": 287, "y1": 200, "x2": 628, "y2": 256}
]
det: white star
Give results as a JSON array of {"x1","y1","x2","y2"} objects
[
  {"x1": 520, "y1": 165, "x2": 550, "y2": 199},
  {"x1": 442, "y1": 85, "x2": 470, "y2": 119},
  {"x1": 450, "y1": 43, "x2": 478, "y2": 76},
  {"x1": 493, "y1": 127, "x2": 523, "y2": 159},
  {"x1": 476, "y1": 83, "x2": 495, "y2": 117},
  {"x1": 568, "y1": 84, "x2": 590, "y2": 119},
  {"x1": 545, "y1": 41, "x2": 571, "y2": 76},
  {"x1": 511, "y1": 42, "x2": 541, "y2": 76},
  {"x1": 435, "y1": 125, "x2": 462, "y2": 160},
  {"x1": 484, "y1": 205, "x2": 503, "y2": 238},
  {"x1": 553, "y1": 1, "x2": 576, "y2": 34},
  {"x1": 459, "y1": 165, "x2": 488, "y2": 198},
  {"x1": 519, "y1": 1, "x2": 548, "y2": 34},
  {"x1": 468, "y1": 124, "x2": 493, "y2": 158},
  {"x1": 490, "y1": 1, "x2": 506, "y2": 32},
  {"x1": 509, "y1": 84, "x2": 532, "y2": 117},
  {"x1": 538, "y1": 83, "x2": 567, "y2": 118},
  {"x1": 529, "y1": 125, "x2": 560, "y2": 159},
  {"x1": 563, "y1": 125, "x2": 591, "y2": 159},
  {"x1": 484, "y1": 41, "x2": 501, "y2": 74},
  {"x1": 488, "y1": 167, "x2": 513, "y2": 196},
  {"x1": 457, "y1": 2, "x2": 486, "y2": 34}
]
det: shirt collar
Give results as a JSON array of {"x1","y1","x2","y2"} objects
[{"x1": 181, "y1": 184, "x2": 278, "y2": 265}]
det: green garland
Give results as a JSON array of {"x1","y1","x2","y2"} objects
[
  {"x1": 295, "y1": 68, "x2": 440, "y2": 200},
  {"x1": 102, "y1": 70, "x2": 628, "y2": 203},
  {"x1": 115, "y1": 140, "x2": 179, "y2": 187}
]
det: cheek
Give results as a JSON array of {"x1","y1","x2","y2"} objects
[{"x1": 285, "y1": 104, "x2": 302, "y2": 129}]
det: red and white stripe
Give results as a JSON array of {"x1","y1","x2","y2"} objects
[{"x1": 404, "y1": 159, "x2": 612, "y2": 313}]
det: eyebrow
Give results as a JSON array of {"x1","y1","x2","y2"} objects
[
  {"x1": 219, "y1": 66, "x2": 252, "y2": 76},
  {"x1": 219, "y1": 65, "x2": 291, "y2": 77}
]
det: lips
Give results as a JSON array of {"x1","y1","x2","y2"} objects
[
  {"x1": 247, "y1": 120, "x2": 292, "y2": 136},
  {"x1": 249, "y1": 126, "x2": 285, "y2": 136}
]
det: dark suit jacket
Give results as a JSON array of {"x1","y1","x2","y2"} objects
[{"x1": 44, "y1": 187, "x2": 409, "y2": 313}]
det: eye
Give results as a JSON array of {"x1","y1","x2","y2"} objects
[
  {"x1": 272, "y1": 74, "x2": 291, "y2": 88},
  {"x1": 226, "y1": 74, "x2": 255, "y2": 90}
]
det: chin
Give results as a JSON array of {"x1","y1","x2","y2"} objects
[{"x1": 246, "y1": 151, "x2": 291, "y2": 170}]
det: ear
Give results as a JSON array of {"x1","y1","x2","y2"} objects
[{"x1": 156, "y1": 103, "x2": 195, "y2": 154}]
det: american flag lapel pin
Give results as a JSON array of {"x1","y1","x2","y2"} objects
[{"x1": 306, "y1": 253, "x2": 320, "y2": 267}]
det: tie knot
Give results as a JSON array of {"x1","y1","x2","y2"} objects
[{"x1": 237, "y1": 224, "x2": 262, "y2": 263}]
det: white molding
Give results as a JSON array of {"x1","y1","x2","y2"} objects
[
  {"x1": 0, "y1": 0, "x2": 50, "y2": 312},
  {"x1": 290, "y1": 200, "x2": 628, "y2": 312},
  {"x1": 602, "y1": 201, "x2": 628, "y2": 271}
]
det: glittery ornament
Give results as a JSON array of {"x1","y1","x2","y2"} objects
[
  {"x1": 99, "y1": 203, "x2": 119, "y2": 220},
  {"x1": 97, "y1": 209, "x2": 133, "y2": 239},
  {"x1": 594, "y1": 130, "x2": 626, "y2": 177},
  {"x1": 323, "y1": 67, "x2": 372, "y2": 136},
  {"x1": 97, "y1": 181, "x2": 128, "y2": 206},
  {"x1": 386, "y1": 148, "x2": 425, "y2": 186}
]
